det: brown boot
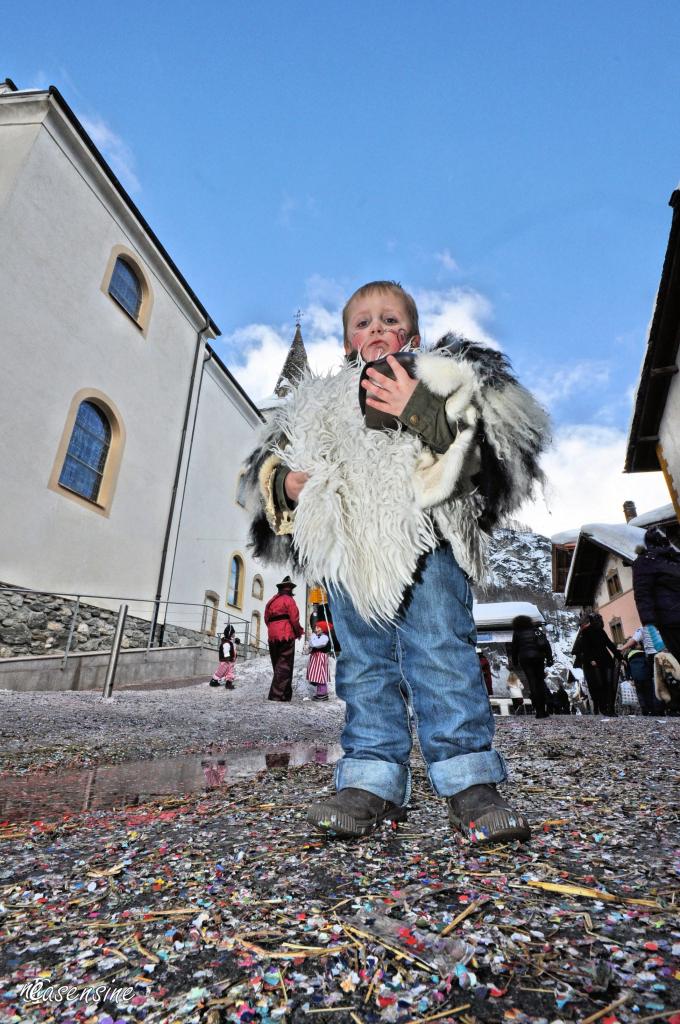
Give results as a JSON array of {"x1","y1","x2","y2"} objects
[
  {"x1": 447, "y1": 784, "x2": 530, "y2": 843},
  {"x1": 307, "y1": 787, "x2": 407, "y2": 838}
]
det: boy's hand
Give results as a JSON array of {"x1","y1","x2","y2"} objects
[
  {"x1": 284, "y1": 471, "x2": 310, "y2": 501},
  {"x1": 361, "y1": 355, "x2": 418, "y2": 417}
]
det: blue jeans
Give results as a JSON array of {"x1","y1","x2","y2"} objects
[{"x1": 327, "y1": 545, "x2": 506, "y2": 806}]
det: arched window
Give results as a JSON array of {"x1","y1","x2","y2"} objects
[
  {"x1": 49, "y1": 389, "x2": 125, "y2": 516},
  {"x1": 102, "y1": 246, "x2": 153, "y2": 334},
  {"x1": 227, "y1": 554, "x2": 245, "y2": 608},
  {"x1": 109, "y1": 257, "x2": 142, "y2": 319},
  {"x1": 250, "y1": 611, "x2": 261, "y2": 648},
  {"x1": 252, "y1": 574, "x2": 264, "y2": 600},
  {"x1": 58, "y1": 401, "x2": 111, "y2": 502}
]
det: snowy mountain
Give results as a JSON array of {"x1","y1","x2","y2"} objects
[{"x1": 483, "y1": 525, "x2": 554, "y2": 595}]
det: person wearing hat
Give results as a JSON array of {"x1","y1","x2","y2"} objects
[{"x1": 264, "y1": 576, "x2": 304, "y2": 701}]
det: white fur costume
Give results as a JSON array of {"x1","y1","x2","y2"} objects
[{"x1": 244, "y1": 337, "x2": 550, "y2": 625}]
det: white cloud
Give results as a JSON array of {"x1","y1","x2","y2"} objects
[
  {"x1": 529, "y1": 361, "x2": 610, "y2": 408},
  {"x1": 519, "y1": 424, "x2": 671, "y2": 538},
  {"x1": 80, "y1": 115, "x2": 140, "y2": 194},
  {"x1": 305, "y1": 274, "x2": 347, "y2": 308},
  {"x1": 434, "y1": 248, "x2": 459, "y2": 272},
  {"x1": 415, "y1": 287, "x2": 498, "y2": 347},
  {"x1": 224, "y1": 302, "x2": 346, "y2": 401}
]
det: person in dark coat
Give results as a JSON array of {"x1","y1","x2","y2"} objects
[
  {"x1": 571, "y1": 612, "x2": 620, "y2": 715},
  {"x1": 510, "y1": 615, "x2": 554, "y2": 718},
  {"x1": 477, "y1": 649, "x2": 493, "y2": 695},
  {"x1": 264, "y1": 576, "x2": 304, "y2": 702},
  {"x1": 632, "y1": 527, "x2": 680, "y2": 664},
  {"x1": 552, "y1": 681, "x2": 571, "y2": 714}
]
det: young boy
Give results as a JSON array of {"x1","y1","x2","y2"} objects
[{"x1": 243, "y1": 281, "x2": 549, "y2": 842}]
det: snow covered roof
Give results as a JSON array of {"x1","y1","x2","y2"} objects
[
  {"x1": 629, "y1": 503, "x2": 677, "y2": 528},
  {"x1": 577, "y1": 523, "x2": 646, "y2": 561},
  {"x1": 473, "y1": 601, "x2": 544, "y2": 628},
  {"x1": 550, "y1": 529, "x2": 579, "y2": 546},
  {"x1": 563, "y1": 522, "x2": 645, "y2": 607}
]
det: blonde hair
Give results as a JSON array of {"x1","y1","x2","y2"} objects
[{"x1": 342, "y1": 280, "x2": 419, "y2": 347}]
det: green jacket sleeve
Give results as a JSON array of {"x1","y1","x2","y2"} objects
[
  {"x1": 273, "y1": 464, "x2": 297, "y2": 513},
  {"x1": 398, "y1": 382, "x2": 457, "y2": 454}
]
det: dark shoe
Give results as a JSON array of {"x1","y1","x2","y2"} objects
[
  {"x1": 312, "y1": 694, "x2": 328, "y2": 701},
  {"x1": 447, "y1": 784, "x2": 530, "y2": 844},
  {"x1": 224, "y1": 682, "x2": 235, "y2": 690},
  {"x1": 307, "y1": 787, "x2": 407, "y2": 838},
  {"x1": 209, "y1": 679, "x2": 220, "y2": 687}
]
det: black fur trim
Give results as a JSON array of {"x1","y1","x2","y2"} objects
[{"x1": 433, "y1": 333, "x2": 518, "y2": 390}]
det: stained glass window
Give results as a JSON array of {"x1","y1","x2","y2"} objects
[
  {"x1": 59, "y1": 401, "x2": 111, "y2": 502},
  {"x1": 109, "y1": 257, "x2": 142, "y2": 319}
]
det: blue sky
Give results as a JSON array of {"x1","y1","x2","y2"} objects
[{"x1": 7, "y1": 0, "x2": 679, "y2": 533}]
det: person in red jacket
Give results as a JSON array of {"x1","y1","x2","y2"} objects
[
  {"x1": 477, "y1": 648, "x2": 493, "y2": 696},
  {"x1": 264, "y1": 576, "x2": 304, "y2": 702}
]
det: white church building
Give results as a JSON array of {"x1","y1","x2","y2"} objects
[{"x1": 0, "y1": 78, "x2": 298, "y2": 662}]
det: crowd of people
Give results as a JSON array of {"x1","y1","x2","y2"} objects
[
  {"x1": 500, "y1": 524, "x2": 680, "y2": 719},
  {"x1": 209, "y1": 523, "x2": 680, "y2": 725}
]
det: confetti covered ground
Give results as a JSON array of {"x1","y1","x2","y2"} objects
[{"x1": 0, "y1": 679, "x2": 679, "y2": 1024}]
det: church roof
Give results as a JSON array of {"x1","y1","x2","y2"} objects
[{"x1": 273, "y1": 325, "x2": 309, "y2": 398}]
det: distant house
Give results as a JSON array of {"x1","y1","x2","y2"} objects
[
  {"x1": 552, "y1": 500, "x2": 679, "y2": 644},
  {"x1": 560, "y1": 523, "x2": 645, "y2": 643},
  {"x1": 625, "y1": 188, "x2": 680, "y2": 524}
]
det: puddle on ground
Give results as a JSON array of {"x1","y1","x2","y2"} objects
[{"x1": 0, "y1": 741, "x2": 343, "y2": 823}]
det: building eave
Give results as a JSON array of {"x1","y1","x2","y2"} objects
[
  {"x1": 44, "y1": 86, "x2": 221, "y2": 337},
  {"x1": 205, "y1": 344, "x2": 264, "y2": 422},
  {"x1": 625, "y1": 189, "x2": 680, "y2": 473}
]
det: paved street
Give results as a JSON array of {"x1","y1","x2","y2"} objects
[{"x1": 0, "y1": 680, "x2": 678, "y2": 1024}]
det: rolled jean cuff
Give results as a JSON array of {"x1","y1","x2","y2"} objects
[
  {"x1": 334, "y1": 757, "x2": 410, "y2": 807},
  {"x1": 428, "y1": 749, "x2": 507, "y2": 798}
]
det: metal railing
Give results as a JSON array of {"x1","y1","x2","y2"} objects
[{"x1": 0, "y1": 585, "x2": 270, "y2": 668}]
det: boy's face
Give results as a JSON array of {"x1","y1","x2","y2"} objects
[{"x1": 344, "y1": 291, "x2": 420, "y2": 362}]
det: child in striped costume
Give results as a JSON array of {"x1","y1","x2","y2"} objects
[
  {"x1": 307, "y1": 624, "x2": 330, "y2": 700},
  {"x1": 209, "y1": 626, "x2": 237, "y2": 690}
]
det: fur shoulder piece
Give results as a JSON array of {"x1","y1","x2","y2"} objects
[
  {"x1": 240, "y1": 336, "x2": 550, "y2": 624},
  {"x1": 419, "y1": 334, "x2": 551, "y2": 533}
]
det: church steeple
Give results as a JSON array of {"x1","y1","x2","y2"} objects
[{"x1": 273, "y1": 314, "x2": 309, "y2": 398}]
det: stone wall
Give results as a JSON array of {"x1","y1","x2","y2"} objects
[{"x1": 0, "y1": 585, "x2": 208, "y2": 660}]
